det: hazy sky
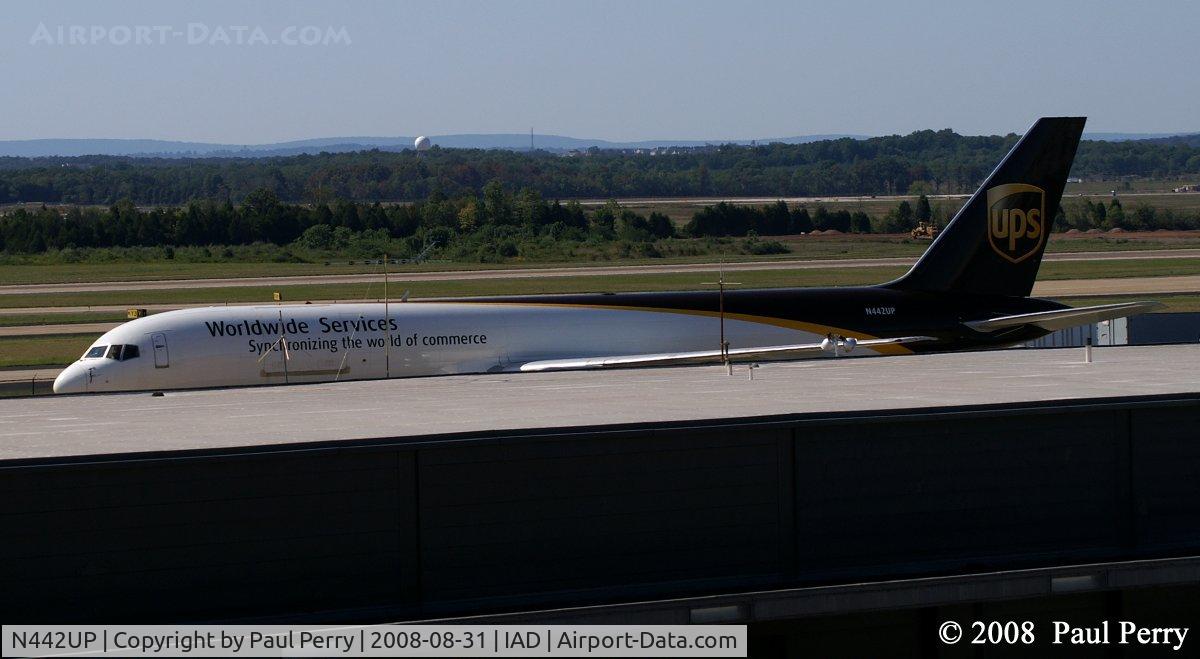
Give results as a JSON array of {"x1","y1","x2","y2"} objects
[{"x1": 2, "y1": 0, "x2": 1197, "y2": 142}]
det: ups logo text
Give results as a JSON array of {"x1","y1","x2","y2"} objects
[{"x1": 986, "y1": 183, "x2": 1046, "y2": 263}]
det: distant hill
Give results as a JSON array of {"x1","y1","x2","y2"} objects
[
  {"x1": 1134, "y1": 134, "x2": 1200, "y2": 148},
  {"x1": 2, "y1": 127, "x2": 1198, "y2": 206},
  {"x1": 2, "y1": 131, "x2": 1196, "y2": 159},
  {"x1": 0, "y1": 133, "x2": 870, "y2": 158},
  {"x1": 1082, "y1": 132, "x2": 1200, "y2": 142}
]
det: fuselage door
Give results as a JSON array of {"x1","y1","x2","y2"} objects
[{"x1": 151, "y1": 332, "x2": 170, "y2": 368}]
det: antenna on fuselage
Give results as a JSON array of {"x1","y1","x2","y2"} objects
[
  {"x1": 384, "y1": 253, "x2": 391, "y2": 379},
  {"x1": 279, "y1": 309, "x2": 290, "y2": 383},
  {"x1": 702, "y1": 258, "x2": 740, "y2": 375},
  {"x1": 256, "y1": 308, "x2": 291, "y2": 384},
  {"x1": 333, "y1": 275, "x2": 380, "y2": 382}
]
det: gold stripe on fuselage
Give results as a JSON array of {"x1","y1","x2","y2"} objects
[{"x1": 434, "y1": 301, "x2": 915, "y2": 356}]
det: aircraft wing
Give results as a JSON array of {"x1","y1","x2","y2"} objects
[
  {"x1": 518, "y1": 336, "x2": 935, "y2": 372},
  {"x1": 964, "y1": 301, "x2": 1162, "y2": 333}
]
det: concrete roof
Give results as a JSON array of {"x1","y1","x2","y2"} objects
[{"x1": 2, "y1": 345, "x2": 1196, "y2": 464}]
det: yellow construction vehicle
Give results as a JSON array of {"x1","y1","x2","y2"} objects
[{"x1": 910, "y1": 222, "x2": 939, "y2": 240}]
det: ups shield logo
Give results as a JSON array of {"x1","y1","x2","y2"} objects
[{"x1": 987, "y1": 183, "x2": 1045, "y2": 263}]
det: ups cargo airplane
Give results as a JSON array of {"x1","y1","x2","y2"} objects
[{"x1": 53, "y1": 117, "x2": 1157, "y2": 394}]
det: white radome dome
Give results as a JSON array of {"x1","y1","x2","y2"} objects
[{"x1": 414, "y1": 136, "x2": 432, "y2": 151}]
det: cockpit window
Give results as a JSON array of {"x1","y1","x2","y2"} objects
[{"x1": 88, "y1": 344, "x2": 139, "y2": 361}]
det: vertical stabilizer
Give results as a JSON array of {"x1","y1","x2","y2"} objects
[{"x1": 884, "y1": 117, "x2": 1086, "y2": 297}]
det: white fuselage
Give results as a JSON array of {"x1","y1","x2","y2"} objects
[{"x1": 53, "y1": 302, "x2": 841, "y2": 393}]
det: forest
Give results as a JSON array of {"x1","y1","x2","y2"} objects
[
  {"x1": 3, "y1": 184, "x2": 1195, "y2": 261},
  {"x1": 2, "y1": 130, "x2": 1198, "y2": 205}
]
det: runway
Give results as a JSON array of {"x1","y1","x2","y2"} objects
[
  {"x1": 0, "y1": 322, "x2": 121, "y2": 336},
  {"x1": 2, "y1": 249, "x2": 1196, "y2": 295},
  {"x1": 576, "y1": 191, "x2": 1195, "y2": 206},
  {"x1": 0, "y1": 368, "x2": 61, "y2": 384},
  {"x1": 0, "y1": 274, "x2": 1195, "y2": 338},
  {"x1": 577, "y1": 194, "x2": 974, "y2": 206},
  {"x1": 1033, "y1": 274, "x2": 1200, "y2": 296}
]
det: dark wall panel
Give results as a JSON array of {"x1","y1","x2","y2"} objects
[
  {"x1": 793, "y1": 410, "x2": 1127, "y2": 580},
  {"x1": 1132, "y1": 404, "x2": 1200, "y2": 550},
  {"x1": 0, "y1": 449, "x2": 417, "y2": 622},
  {"x1": 417, "y1": 429, "x2": 792, "y2": 603},
  {"x1": 1, "y1": 398, "x2": 1196, "y2": 623}
]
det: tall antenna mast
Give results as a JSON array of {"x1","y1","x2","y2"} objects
[
  {"x1": 702, "y1": 260, "x2": 740, "y2": 374},
  {"x1": 530, "y1": 127, "x2": 534, "y2": 152},
  {"x1": 277, "y1": 308, "x2": 289, "y2": 384},
  {"x1": 383, "y1": 254, "x2": 391, "y2": 379}
]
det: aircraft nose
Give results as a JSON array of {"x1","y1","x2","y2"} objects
[{"x1": 53, "y1": 365, "x2": 85, "y2": 394}]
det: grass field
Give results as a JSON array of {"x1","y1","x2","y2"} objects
[
  {"x1": 1065, "y1": 179, "x2": 1197, "y2": 194},
  {"x1": 0, "y1": 267, "x2": 901, "y2": 310},
  {"x1": 0, "y1": 311, "x2": 127, "y2": 327},
  {"x1": 0, "y1": 334, "x2": 96, "y2": 368},
  {"x1": 1063, "y1": 192, "x2": 1200, "y2": 213},
  {"x1": 1036, "y1": 258, "x2": 1200, "y2": 280},
  {"x1": 1, "y1": 258, "x2": 1197, "y2": 312},
  {"x1": 1056, "y1": 293, "x2": 1200, "y2": 312},
  {"x1": 1, "y1": 234, "x2": 1198, "y2": 286}
]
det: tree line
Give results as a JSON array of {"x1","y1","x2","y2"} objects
[
  {"x1": 684, "y1": 195, "x2": 941, "y2": 236},
  {"x1": 6, "y1": 184, "x2": 1195, "y2": 261},
  {"x1": 2, "y1": 129, "x2": 1198, "y2": 205},
  {"x1": 684, "y1": 196, "x2": 1200, "y2": 237},
  {"x1": 0, "y1": 185, "x2": 676, "y2": 261}
]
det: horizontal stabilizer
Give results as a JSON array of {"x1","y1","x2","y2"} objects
[
  {"x1": 519, "y1": 336, "x2": 934, "y2": 372},
  {"x1": 964, "y1": 301, "x2": 1162, "y2": 333}
]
